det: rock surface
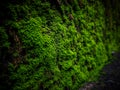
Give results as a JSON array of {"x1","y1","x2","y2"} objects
[{"x1": 79, "y1": 52, "x2": 120, "y2": 90}]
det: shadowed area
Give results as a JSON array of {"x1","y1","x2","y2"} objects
[
  {"x1": 79, "y1": 52, "x2": 120, "y2": 90},
  {"x1": 94, "y1": 52, "x2": 120, "y2": 90}
]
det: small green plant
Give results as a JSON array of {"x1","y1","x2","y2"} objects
[{"x1": 1, "y1": 0, "x2": 120, "y2": 90}]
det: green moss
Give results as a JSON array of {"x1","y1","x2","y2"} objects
[{"x1": 0, "y1": 0, "x2": 120, "y2": 90}]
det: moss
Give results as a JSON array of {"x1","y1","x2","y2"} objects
[{"x1": 0, "y1": 0, "x2": 120, "y2": 90}]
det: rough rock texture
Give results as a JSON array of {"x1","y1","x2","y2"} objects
[{"x1": 79, "y1": 52, "x2": 120, "y2": 90}]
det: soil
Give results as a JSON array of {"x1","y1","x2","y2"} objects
[{"x1": 79, "y1": 52, "x2": 120, "y2": 90}]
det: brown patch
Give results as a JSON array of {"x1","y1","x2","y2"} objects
[{"x1": 68, "y1": 14, "x2": 74, "y2": 20}]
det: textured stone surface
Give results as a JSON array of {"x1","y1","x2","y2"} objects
[{"x1": 79, "y1": 52, "x2": 120, "y2": 90}]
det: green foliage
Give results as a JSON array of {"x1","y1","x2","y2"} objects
[
  {"x1": 0, "y1": 27, "x2": 10, "y2": 48},
  {"x1": 1, "y1": 0, "x2": 120, "y2": 90}
]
